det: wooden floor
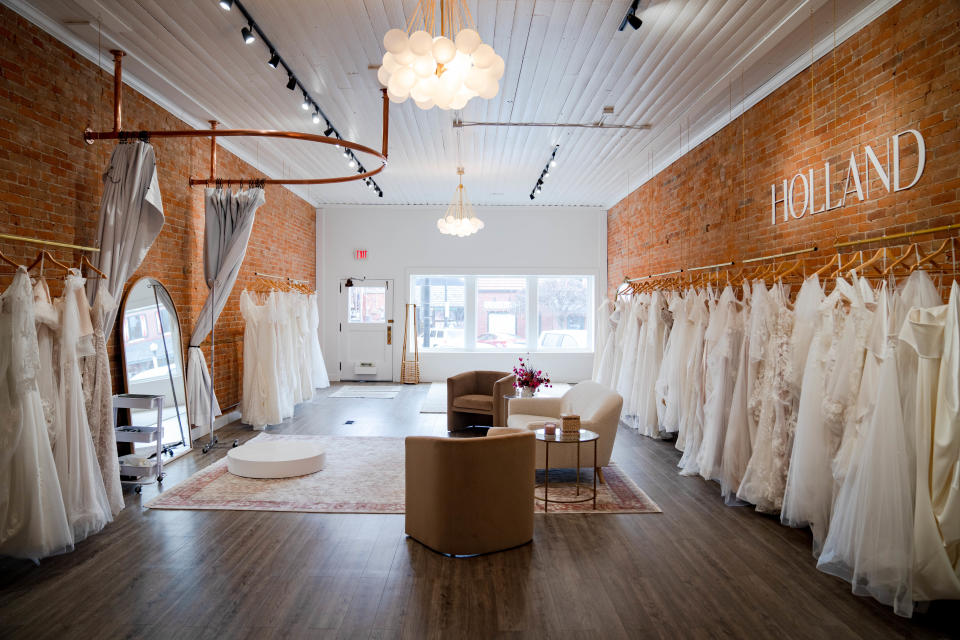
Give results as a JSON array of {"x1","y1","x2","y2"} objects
[{"x1": 1, "y1": 383, "x2": 956, "y2": 639}]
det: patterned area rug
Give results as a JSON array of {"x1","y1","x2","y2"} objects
[
  {"x1": 534, "y1": 467, "x2": 661, "y2": 514},
  {"x1": 145, "y1": 433, "x2": 661, "y2": 515}
]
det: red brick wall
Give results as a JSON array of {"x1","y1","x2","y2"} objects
[
  {"x1": 608, "y1": 0, "x2": 960, "y2": 296},
  {"x1": 0, "y1": 6, "x2": 316, "y2": 410}
]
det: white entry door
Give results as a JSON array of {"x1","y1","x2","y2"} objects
[{"x1": 339, "y1": 279, "x2": 394, "y2": 381}]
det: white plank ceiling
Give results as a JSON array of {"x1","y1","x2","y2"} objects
[{"x1": 7, "y1": 0, "x2": 888, "y2": 208}]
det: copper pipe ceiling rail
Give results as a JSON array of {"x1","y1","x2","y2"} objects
[{"x1": 83, "y1": 51, "x2": 389, "y2": 188}]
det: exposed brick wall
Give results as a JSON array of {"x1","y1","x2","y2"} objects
[
  {"x1": 608, "y1": 0, "x2": 960, "y2": 297},
  {"x1": 0, "y1": 6, "x2": 316, "y2": 411}
]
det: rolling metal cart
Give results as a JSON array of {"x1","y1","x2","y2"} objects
[{"x1": 113, "y1": 393, "x2": 165, "y2": 493}]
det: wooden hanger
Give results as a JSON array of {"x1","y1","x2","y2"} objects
[
  {"x1": 776, "y1": 259, "x2": 803, "y2": 281},
  {"x1": 0, "y1": 248, "x2": 24, "y2": 269},
  {"x1": 27, "y1": 249, "x2": 69, "y2": 273},
  {"x1": 910, "y1": 238, "x2": 952, "y2": 273},
  {"x1": 881, "y1": 243, "x2": 917, "y2": 277},
  {"x1": 851, "y1": 248, "x2": 887, "y2": 277},
  {"x1": 77, "y1": 254, "x2": 106, "y2": 279},
  {"x1": 830, "y1": 252, "x2": 860, "y2": 278}
]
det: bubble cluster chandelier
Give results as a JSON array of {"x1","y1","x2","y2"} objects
[
  {"x1": 379, "y1": 0, "x2": 504, "y2": 111},
  {"x1": 438, "y1": 168, "x2": 484, "y2": 237}
]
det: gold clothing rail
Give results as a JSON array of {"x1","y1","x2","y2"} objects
[
  {"x1": 740, "y1": 246, "x2": 818, "y2": 264},
  {"x1": 0, "y1": 232, "x2": 100, "y2": 252},
  {"x1": 834, "y1": 223, "x2": 960, "y2": 249}
]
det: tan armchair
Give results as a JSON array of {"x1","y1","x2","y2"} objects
[
  {"x1": 404, "y1": 429, "x2": 535, "y2": 556},
  {"x1": 447, "y1": 370, "x2": 516, "y2": 430},
  {"x1": 505, "y1": 381, "x2": 623, "y2": 476}
]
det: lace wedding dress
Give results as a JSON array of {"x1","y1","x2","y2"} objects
[
  {"x1": 309, "y1": 293, "x2": 329, "y2": 388},
  {"x1": 0, "y1": 268, "x2": 73, "y2": 561}
]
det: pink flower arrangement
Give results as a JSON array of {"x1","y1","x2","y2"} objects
[{"x1": 513, "y1": 356, "x2": 551, "y2": 391}]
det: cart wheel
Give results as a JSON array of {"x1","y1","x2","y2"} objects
[
  {"x1": 135, "y1": 485, "x2": 142, "y2": 494},
  {"x1": 232, "y1": 439, "x2": 239, "y2": 448},
  {"x1": 158, "y1": 474, "x2": 164, "y2": 483},
  {"x1": 202, "y1": 444, "x2": 210, "y2": 453}
]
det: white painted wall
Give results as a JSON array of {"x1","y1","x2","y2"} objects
[{"x1": 319, "y1": 205, "x2": 606, "y2": 383}]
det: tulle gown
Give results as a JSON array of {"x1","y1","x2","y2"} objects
[
  {"x1": 0, "y1": 268, "x2": 73, "y2": 561},
  {"x1": 677, "y1": 291, "x2": 709, "y2": 474},
  {"x1": 53, "y1": 270, "x2": 113, "y2": 542},
  {"x1": 720, "y1": 282, "x2": 753, "y2": 504},
  {"x1": 698, "y1": 286, "x2": 743, "y2": 482},
  {"x1": 615, "y1": 298, "x2": 643, "y2": 413},
  {"x1": 594, "y1": 300, "x2": 620, "y2": 388},
  {"x1": 657, "y1": 293, "x2": 692, "y2": 435},
  {"x1": 817, "y1": 283, "x2": 916, "y2": 617},
  {"x1": 632, "y1": 291, "x2": 670, "y2": 438}
]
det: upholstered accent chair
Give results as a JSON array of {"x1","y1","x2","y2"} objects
[
  {"x1": 502, "y1": 380, "x2": 623, "y2": 479},
  {"x1": 404, "y1": 429, "x2": 535, "y2": 556},
  {"x1": 446, "y1": 370, "x2": 516, "y2": 430}
]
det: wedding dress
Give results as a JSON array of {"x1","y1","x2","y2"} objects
[
  {"x1": 737, "y1": 283, "x2": 795, "y2": 512},
  {"x1": 633, "y1": 292, "x2": 670, "y2": 437},
  {"x1": 615, "y1": 298, "x2": 643, "y2": 412},
  {"x1": 817, "y1": 283, "x2": 916, "y2": 616},
  {"x1": 53, "y1": 270, "x2": 113, "y2": 541},
  {"x1": 657, "y1": 293, "x2": 692, "y2": 435},
  {"x1": 596, "y1": 301, "x2": 622, "y2": 388},
  {"x1": 240, "y1": 291, "x2": 284, "y2": 428},
  {"x1": 698, "y1": 286, "x2": 743, "y2": 482},
  {"x1": 899, "y1": 292, "x2": 960, "y2": 602},
  {"x1": 593, "y1": 300, "x2": 612, "y2": 381},
  {"x1": 678, "y1": 291, "x2": 709, "y2": 474},
  {"x1": 720, "y1": 282, "x2": 753, "y2": 505},
  {"x1": 295, "y1": 294, "x2": 314, "y2": 401},
  {"x1": 81, "y1": 287, "x2": 124, "y2": 517},
  {"x1": 0, "y1": 268, "x2": 73, "y2": 561},
  {"x1": 32, "y1": 279, "x2": 60, "y2": 444}
]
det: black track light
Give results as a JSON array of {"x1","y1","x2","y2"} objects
[
  {"x1": 528, "y1": 144, "x2": 558, "y2": 199},
  {"x1": 219, "y1": 0, "x2": 233, "y2": 10},
  {"x1": 267, "y1": 50, "x2": 280, "y2": 68},
  {"x1": 529, "y1": 193, "x2": 535, "y2": 200},
  {"x1": 242, "y1": 23, "x2": 255, "y2": 44},
  {"x1": 301, "y1": 93, "x2": 310, "y2": 110},
  {"x1": 286, "y1": 75, "x2": 296, "y2": 90},
  {"x1": 312, "y1": 111, "x2": 321, "y2": 124},
  {"x1": 618, "y1": 0, "x2": 642, "y2": 31},
  {"x1": 324, "y1": 126, "x2": 335, "y2": 137}
]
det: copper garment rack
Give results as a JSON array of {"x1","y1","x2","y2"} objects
[
  {"x1": 0, "y1": 232, "x2": 100, "y2": 253},
  {"x1": 833, "y1": 223, "x2": 960, "y2": 249},
  {"x1": 83, "y1": 50, "x2": 389, "y2": 187},
  {"x1": 254, "y1": 271, "x2": 309, "y2": 285}
]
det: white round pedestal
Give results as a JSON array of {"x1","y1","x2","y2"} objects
[{"x1": 227, "y1": 440, "x2": 325, "y2": 479}]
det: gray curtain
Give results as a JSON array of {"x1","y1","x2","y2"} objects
[
  {"x1": 187, "y1": 187, "x2": 265, "y2": 429},
  {"x1": 87, "y1": 141, "x2": 165, "y2": 331}
]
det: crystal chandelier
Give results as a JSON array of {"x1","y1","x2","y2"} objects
[
  {"x1": 438, "y1": 168, "x2": 484, "y2": 237},
  {"x1": 379, "y1": 0, "x2": 504, "y2": 111}
]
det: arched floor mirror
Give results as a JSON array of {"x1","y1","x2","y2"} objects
[{"x1": 121, "y1": 278, "x2": 191, "y2": 460}]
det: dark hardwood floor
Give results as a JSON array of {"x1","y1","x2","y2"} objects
[{"x1": 1, "y1": 383, "x2": 957, "y2": 639}]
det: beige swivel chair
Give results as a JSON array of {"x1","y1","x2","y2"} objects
[
  {"x1": 404, "y1": 429, "x2": 535, "y2": 556},
  {"x1": 446, "y1": 370, "x2": 516, "y2": 430},
  {"x1": 502, "y1": 380, "x2": 623, "y2": 480}
]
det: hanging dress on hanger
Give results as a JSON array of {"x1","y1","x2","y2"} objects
[
  {"x1": 592, "y1": 299, "x2": 612, "y2": 382},
  {"x1": 678, "y1": 290, "x2": 710, "y2": 474},
  {"x1": 53, "y1": 269, "x2": 113, "y2": 542},
  {"x1": 720, "y1": 281, "x2": 753, "y2": 505},
  {"x1": 899, "y1": 292, "x2": 960, "y2": 603},
  {"x1": 817, "y1": 283, "x2": 916, "y2": 617},
  {"x1": 656, "y1": 292, "x2": 688, "y2": 435},
  {"x1": 698, "y1": 286, "x2": 743, "y2": 482},
  {"x1": 0, "y1": 268, "x2": 73, "y2": 562},
  {"x1": 633, "y1": 291, "x2": 670, "y2": 438},
  {"x1": 32, "y1": 278, "x2": 60, "y2": 445},
  {"x1": 81, "y1": 286, "x2": 124, "y2": 517}
]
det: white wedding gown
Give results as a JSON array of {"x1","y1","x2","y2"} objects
[
  {"x1": 309, "y1": 293, "x2": 330, "y2": 388},
  {"x1": 53, "y1": 270, "x2": 113, "y2": 542},
  {"x1": 0, "y1": 268, "x2": 73, "y2": 561}
]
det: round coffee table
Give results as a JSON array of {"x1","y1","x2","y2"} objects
[{"x1": 534, "y1": 428, "x2": 599, "y2": 512}]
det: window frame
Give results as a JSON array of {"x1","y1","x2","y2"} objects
[{"x1": 408, "y1": 272, "x2": 595, "y2": 354}]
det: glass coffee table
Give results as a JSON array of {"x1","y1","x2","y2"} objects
[{"x1": 534, "y1": 428, "x2": 599, "y2": 512}]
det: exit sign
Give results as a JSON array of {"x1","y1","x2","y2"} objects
[{"x1": 354, "y1": 249, "x2": 367, "y2": 260}]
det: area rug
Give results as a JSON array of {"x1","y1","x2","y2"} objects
[
  {"x1": 534, "y1": 466, "x2": 661, "y2": 514},
  {"x1": 145, "y1": 434, "x2": 405, "y2": 513},
  {"x1": 329, "y1": 385, "x2": 402, "y2": 399},
  {"x1": 145, "y1": 433, "x2": 660, "y2": 515}
]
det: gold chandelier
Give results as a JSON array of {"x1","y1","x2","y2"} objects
[
  {"x1": 379, "y1": 0, "x2": 504, "y2": 111},
  {"x1": 437, "y1": 168, "x2": 484, "y2": 237}
]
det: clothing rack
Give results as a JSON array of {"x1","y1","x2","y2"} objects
[
  {"x1": 253, "y1": 271, "x2": 309, "y2": 285},
  {"x1": 833, "y1": 223, "x2": 960, "y2": 249},
  {"x1": 0, "y1": 232, "x2": 100, "y2": 252},
  {"x1": 624, "y1": 248, "x2": 817, "y2": 283}
]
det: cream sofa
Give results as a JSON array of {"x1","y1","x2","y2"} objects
[
  {"x1": 500, "y1": 381, "x2": 623, "y2": 477},
  {"x1": 405, "y1": 429, "x2": 535, "y2": 556}
]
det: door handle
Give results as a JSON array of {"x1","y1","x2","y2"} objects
[{"x1": 387, "y1": 325, "x2": 392, "y2": 345}]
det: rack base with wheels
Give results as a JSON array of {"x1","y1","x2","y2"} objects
[{"x1": 113, "y1": 394, "x2": 165, "y2": 494}]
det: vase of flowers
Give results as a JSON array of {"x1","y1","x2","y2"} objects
[{"x1": 513, "y1": 356, "x2": 551, "y2": 397}]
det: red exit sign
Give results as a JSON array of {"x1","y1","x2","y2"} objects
[{"x1": 354, "y1": 249, "x2": 367, "y2": 260}]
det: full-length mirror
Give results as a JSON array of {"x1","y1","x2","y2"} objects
[{"x1": 121, "y1": 278, "x2": 191, "y2": 459}]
